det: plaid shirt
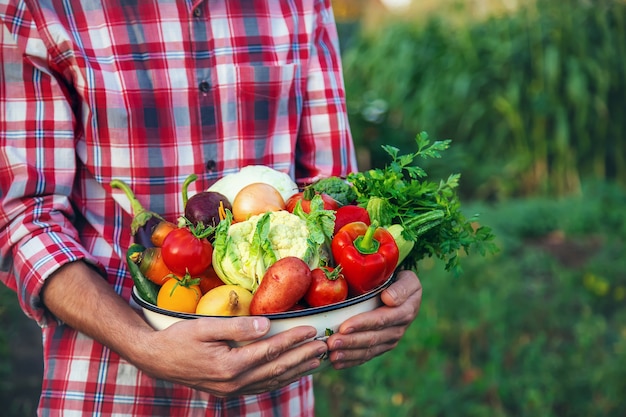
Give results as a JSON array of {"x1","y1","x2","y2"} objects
[{"x1": 0, "y1": 0, "x2": 356, "y2": 415}]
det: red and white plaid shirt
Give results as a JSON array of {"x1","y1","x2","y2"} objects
[{"x1": 0, "y1": 0, "x2": 356, "y2": 415}]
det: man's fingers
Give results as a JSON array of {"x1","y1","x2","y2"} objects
[
  {"x1": 207, "y1": 334, "x2": 328, "y2": 397},
  {"x1": 192, "y1": 316, "x2": 271, "y2": 343},
  {"x1": 380, "y1": 270, "x2": 422, "y2": 307}
]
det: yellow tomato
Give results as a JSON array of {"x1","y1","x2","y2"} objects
[{"x1": 157, "y1": 277, "x2": 202, "y2": 314}]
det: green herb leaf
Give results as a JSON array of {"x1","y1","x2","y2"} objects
[{"x1": 347, "y1": 131, "x2": 498, "y2": 272}]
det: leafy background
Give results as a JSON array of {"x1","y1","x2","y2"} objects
[{"x1": 2, "y1": 0, "x2": 626, "y2": 415}]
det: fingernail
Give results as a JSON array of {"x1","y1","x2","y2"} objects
[
  {"x1": 253, "y1": 318, "x2": 269, "y2": 333},
  {"x1": 332, "y1": 339, "x2": 343, "y2": 349}
]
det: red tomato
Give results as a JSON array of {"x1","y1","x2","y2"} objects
[
  {"x1": 286, "y1": 188, "x2": 338, "y2": 214},
  {"x1": 304, "y1": 266, "x2": 349, "y2": 307},
  {"x1": 197, "y1": 266, "x2": 225, "y2": 294},
  {"x1": 161, "y1": 227, "x2": 213, "y2": 277}
]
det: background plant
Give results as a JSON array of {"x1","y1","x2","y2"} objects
[
  {"x1": 2, "y1": 1, "x2": 626, "y2": 415},
  {"x1": 343, "y1": 0, "x2": 626, "y2": 198},
  {"x1": 314, "y1": 180, "x2": 626, "y2": 417}
]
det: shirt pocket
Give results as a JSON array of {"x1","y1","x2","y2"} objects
[{"x1": 211, "y1": 64, "x2": 300, "y2": 163}]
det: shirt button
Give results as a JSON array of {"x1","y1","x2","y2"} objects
[
  {"x1": 199, "y1": 81, "x2": 210, "y2": 93},
  {"x1": 205, "y1": 160, "x2": 216, "y2": 172},
  {"x1": 193, "y1": 7, "x2": 202, "y2": 17}
]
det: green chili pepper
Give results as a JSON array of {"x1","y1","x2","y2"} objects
[{"x1": 126, "y1": 243, "x2": 159, "y2": 304}]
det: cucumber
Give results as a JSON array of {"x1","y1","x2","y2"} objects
[
  {"x1": 401, "y1": 210, "x2": 445, "y2": 239},
  {"x1": 385, "y1": 224, "x2": 415, "y2": 267}
]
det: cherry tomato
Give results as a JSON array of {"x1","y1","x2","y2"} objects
[
  {"x1": 286, "y1": 188, "x2": 338, "y2": 214},
  {"x1": 304, "y1": 266, "x2": 349, "y2": 307},
  {"x1": 157, "y1": 276, "x2": 202, "y2": 314},
  {"x1": 197, "y1": 266, "x2": 225, "y2": 294},
  {"x1": 161, "y1": 227, "x2": 213, "y2": 276}
]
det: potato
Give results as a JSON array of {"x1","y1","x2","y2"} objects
[{"x1": 249, "y1": 257, "x2": 312, "y2": 315}]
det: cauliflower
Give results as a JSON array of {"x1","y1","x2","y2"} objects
[{"x1": 212, "y1": 210, "x2": 320, "y2": 292}]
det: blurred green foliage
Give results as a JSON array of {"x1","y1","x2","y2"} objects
[
  {"x1": 2, "y1": 1, "x2": 626, "y2": 415},
  {"x1": 0, "y1": 286, "x2": 41, "y2": 417},
  {"x1": 314, "y1": 180, "x2": 626, "y2": 417},
  {"x1": 323, "y1": 5, "x2": 626, "y2": 407},
  {"x1": 342, "y1": 0, "x2": 626, "y2": 199}
]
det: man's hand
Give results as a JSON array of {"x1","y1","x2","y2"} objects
[
  {"x1": 42, "y1": 261, "x2": 328, "y2": 396},
  {"x1": 134, "y1": 317, "x2": 327, "y2": 396},
  {"x1": 326, "y1": 270, "x2": 422, "y2": 369}
]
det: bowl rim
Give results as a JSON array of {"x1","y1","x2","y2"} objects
[{"x1": 132, "y1": 275, "x2": 394, "y2": 320}]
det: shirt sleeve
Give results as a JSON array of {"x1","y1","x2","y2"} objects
[
  {"x1": 294, "y1": 0, "x2": 358, "y2": 184},
  {"x1": 0, "y1": 7, "x2": 102, "y2": 326}
]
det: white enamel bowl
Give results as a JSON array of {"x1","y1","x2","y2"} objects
[{"x1": 131, "y1": 276, "x2": 393, "y2": 344}]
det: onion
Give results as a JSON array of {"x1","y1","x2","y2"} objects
[
  {"x1": 232, "y1": 183, "x2": 286, "y2": 222},
  {"x1": 207, "y1": 165, "x2": 298, "y2": 205}
]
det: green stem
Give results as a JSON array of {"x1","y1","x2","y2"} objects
[
  {"x1": 181, "y1": 174, "x2": 198, "y2": 208},
  {"x1": 185, "y1": 217, "x2": 215, "y2": 240},
  {"x1": 353, "y1": 222, "x2": 380, "y2": 255},
  {"x1": 110, "y1": 179, "x2": 148, "y2": 217},
  {"x1": 111, "y1": 179, "x2": 164, "y2": 234},
  {"x1": 323, "y1": 265, "x2": 343, "y2": 281}
]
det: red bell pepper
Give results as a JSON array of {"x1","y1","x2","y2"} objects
[
  {"x1": 331, "y1": 221, "x2": 399, "y2": 295},
  {"x1": 333, "y1": 205, "x2": 371, "y2": 235}
]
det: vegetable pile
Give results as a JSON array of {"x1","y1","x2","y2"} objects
[{"x1": 114, "y1": 132, "x2": 497, "y2": 317}]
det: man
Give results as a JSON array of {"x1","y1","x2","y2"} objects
[{"x1": 0, "y1": 0, "x2": 422, "y2": 415}]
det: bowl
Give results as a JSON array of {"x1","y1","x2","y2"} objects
[{"x1": 131, "y1": 276, "x2": 394, "y2": 344}]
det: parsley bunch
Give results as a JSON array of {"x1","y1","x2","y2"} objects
[{"x1": 347, "y1": 132, "x2": 498, "y2": 275}]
